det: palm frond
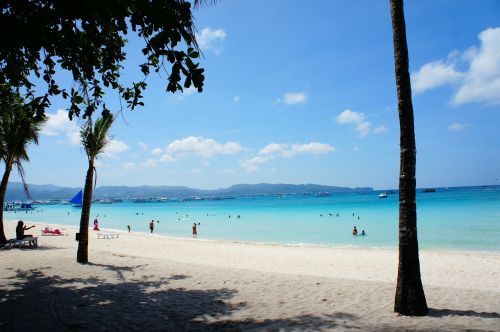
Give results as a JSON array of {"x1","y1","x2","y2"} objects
[
  {"x1": 15, "y1": 160, "x2": 31, "y2": 199},
  {"x1": 80, "y1": 111, "x2": 114, "y2": 161},
  {"x1": 0, "y1": 87, "x2": 45, "y2": 191}
]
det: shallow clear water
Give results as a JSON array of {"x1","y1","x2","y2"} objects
[{"x1": 7, "y1": 186, "x2": 500, "y2": 252}]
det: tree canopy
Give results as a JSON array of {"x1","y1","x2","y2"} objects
[{"x1": 0, "y1": 0, "x2": 205, "y2": 120}]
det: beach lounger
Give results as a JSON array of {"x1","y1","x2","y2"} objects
[
  {"x1": 97, "y1": 233, "x2": 119, "y2": 239},
  {"x1": 4, "y1": 237, "x2": 38, "y2": 248},
  {"x1": 41, "y1": 227, "x2": 63, "y2": 236}
]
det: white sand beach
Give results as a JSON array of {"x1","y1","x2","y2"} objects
[{"x1": 1, "y1": 220, "x2": 499, "y2": 331}]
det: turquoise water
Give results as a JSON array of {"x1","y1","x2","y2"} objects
[{"x1": 6, "y1": 186, "x2": 500, "y2": 252}]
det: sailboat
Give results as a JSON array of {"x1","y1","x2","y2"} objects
[{"x1": 70, "y1": 190, "x2": 83, "y2": 207}]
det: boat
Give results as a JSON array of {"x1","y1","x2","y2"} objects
[
  {"x1": 69, "y1": 190, "x2": 83, "y2": 207},
  {"x1": 20, "y1": 202, "x2": 34, "y2": 210},
  {"x1": 378, "y1": 192, "x2": 388, "y2": 198}
]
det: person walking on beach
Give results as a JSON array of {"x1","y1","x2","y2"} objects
[
  {"x1": 127, "y1": 225, "x2": 131, "y2": 233},
  {"x1": 352, "y1": 226, "x2": 358, "y2": 236},
  {"x1": 192, "y1": 223, "x2": 197, "y2": 237},
  {"x1": 149, "y1": 220, "x2": 155, "y2": 233}
]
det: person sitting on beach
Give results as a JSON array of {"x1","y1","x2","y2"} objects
[
  {"x1": 93, "y1": 219, "x2": 100, "y2": 231},
  {"x1": 192, "y1": 223, "x2": 197, "y2": 237},
  {"x1": 352, "y1": 226, "x2": 358, "y2": 236},
  {"x1": 16, "y1": 221, "x2": 35, "y2": 246},
  {"x1": 361, "y1": 230, "x2": 366, "y2": 236},
  {"x1": 149, "y1": 220, "x2": 155, "y2": 233},
  {"x1": 16, "y1": 220, "x2": 35, "y2": 247}
]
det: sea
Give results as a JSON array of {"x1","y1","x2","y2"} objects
[{"x1": 6, "y1": 186, "x2": 500, "y2": 252}]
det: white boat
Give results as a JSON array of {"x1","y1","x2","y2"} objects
[{"x1": 378, "y1": 192, "x2": 387, "y2": 198}]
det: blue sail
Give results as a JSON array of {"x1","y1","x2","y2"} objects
[{"x1": 69, "y1": 190, "x2": 83, "y2": 206}]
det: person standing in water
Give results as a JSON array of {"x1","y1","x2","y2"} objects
[
  {"x1": 192, "y1": 223, "x2": 197, "y2": 237},
  {"x1": 127, "y1": 225, "x2": 131, "y2": 233},
  {"x1": 149, "y1": 220, "x2": 155, "y2": 233},
  {"x1": 352, "y1": 226, "x2": 358, "y2": 236}
]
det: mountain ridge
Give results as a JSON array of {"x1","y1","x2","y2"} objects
[{"x1": 5, "y1": 182, "x2": 373, "y2": 200}]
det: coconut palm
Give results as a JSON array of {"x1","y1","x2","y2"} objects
[
  {"x1": 389, "y1": 0, "x2": 428, "y2": 315},
  {"x1": 76, "y1": 110, "x2": 114, "y2": 263},
  {"x1": 0, "y1": 87, "x2": 45, "y2": 243}
]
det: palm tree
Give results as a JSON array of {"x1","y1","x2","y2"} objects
[
  {"x1": 389, "y1": 0, "x2": 428, "y2": 315},
  {"x1": 0, "y1": 87, "x2": 45, "y2": 243},
  {"x1": 76, "y1": 110, "x2": 114, "y2": 263}
]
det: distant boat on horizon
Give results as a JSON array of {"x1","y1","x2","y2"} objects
[
  {"x1": 69, "y1": 190, "x2": 83, "y2": 208},
  {"x1": 378, "y1": 192, "x2": 388, "y2": 198}
]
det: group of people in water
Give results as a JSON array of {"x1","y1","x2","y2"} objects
[
  {"x1": 352, "y1": 226, "x2": 366, "y2": 236},
  {"x1": 320, "y1": 211, "x2": 368, "y2": 236}
]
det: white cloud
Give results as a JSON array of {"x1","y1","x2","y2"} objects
[
  {"x1": 453, "y1": 27, "x2": 500, "y2": 105},
  {"x1": 355, "y1": 121, "x2": 372, "y2": 138},
  {"x1": 412, "y1": 27, "x2": 500, "y2": 106},
  {"x1": 412, "y1": 60, "x2": 464, "y2": 94},
  {"x1": 41, "y1": 109, "x2": 80, "y2": 145},
  {"x1": 103, "y1": 139, "x2": 129, "y2": 158},
  {"x1": 259, "y1": 143, "x2": 289, "y2": 157},
  {"x1": 122, "y1": 162, "x2": 135, "y2": 171},
  {"x1": 241, "y1": 142, "x2": 335, "y2": 172},
  {"x1": 141, "y1": 136, "x2": 240, "y2": 167},
  {"x1": 291, "y1": 142, "x2": 335, "y2": 154},
  {"x1": 143, "y1": 159, "x2": 159, "y2": 168},
  {"x1": 196, "y1": 27, "x2": 226, "y2": 55},
  {"x1": 336, "y1": 109, "x2": 386, "y2": 138},
  {"x1": 166, "y1": 136, "x2": 244, "y2": 157},
  {"x1": 448, "y1": 122, "x2": 468, "y2": 131},
  {"x1": 174, "y1": 86, "x2": 198, "y2": 101},
  {"x1": 276, "y1": 92, "x2": 308, "y2": 105},
  {"x1": 233, "y1": 96, "x2": 240, "y2": 103},
  {"x1": 159, "y1": 154, "x2": 175, "y2": 162},
  {"x1": 373, "y1": 125, "x2": 388, "y2": 134},
  {"x1": 151, "y1": 147, "x2": 163, "y2": 155},
  {"x1": 336, "y1": 109, "x2": 364, "y2": 124}
]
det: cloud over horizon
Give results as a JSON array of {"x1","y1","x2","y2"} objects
[
  {"x1": 241, "y1": 142, "x2": 335, "y2": 172},
  {"x1": 411, "y1": 27, "x2": 500, "y2": 106}
]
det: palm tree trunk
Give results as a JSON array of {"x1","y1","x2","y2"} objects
[
  {"x1": 77, "y1": 160, "x2": 94, "y2": 263},
  {"x1": 390, "y1": 0, "x2": 428, "y2": 316},
  {"x1": 0, "y1": 163, "x2": 12, "y2": 244}
]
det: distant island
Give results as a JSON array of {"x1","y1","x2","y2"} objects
[{"x1": 5, "y1": 182, "x2": 373, "y2": 201}]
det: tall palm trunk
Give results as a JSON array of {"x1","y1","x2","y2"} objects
[
  {"x1": 77, "y1": 160, "x2": 94, "y2": 263},
  {"x1": 0, "y1": 162, "x2": 12, "y2": 243},
  {"x1": 390, "y1": 0, "x2": 428, "y2": 316}
]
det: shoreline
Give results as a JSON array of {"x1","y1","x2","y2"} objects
[{"x1": 8, "y1": 218, "x2": 500, "y2": 256}]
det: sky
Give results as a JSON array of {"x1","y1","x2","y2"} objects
[{"x1": 6, "y1": 0, "x2": 500, "y2": 190}]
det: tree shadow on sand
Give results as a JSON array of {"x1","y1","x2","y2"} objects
[
  {"x1": 0, "y1": 266, "x2": 357, "y2": 331},
  {"x1": 428, "y1": 308, "x2": 500, "y2": 319}
]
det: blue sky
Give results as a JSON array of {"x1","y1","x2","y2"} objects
[{"x1": 7, "y1": 0, "x2": 500, "y2": 190}]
